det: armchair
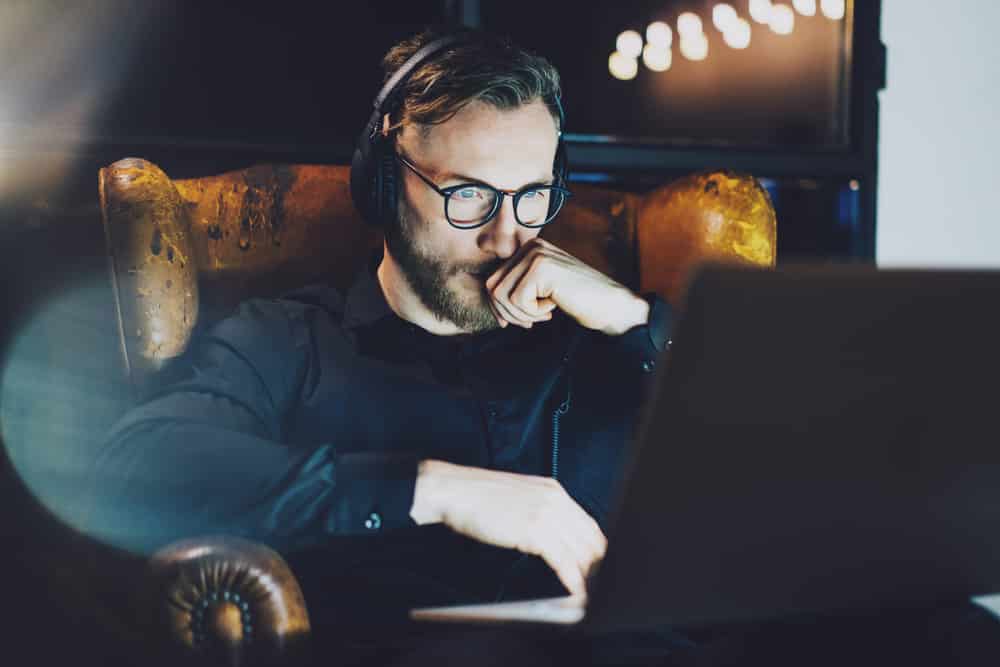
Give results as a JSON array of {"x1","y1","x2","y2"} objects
[{"x1": 97, "y1": 157, "x2": 776, "y2": 663}]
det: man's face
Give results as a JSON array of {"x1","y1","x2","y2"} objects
[{"x1": 386, "y1": 99, "x2": 560, "y2": 333}]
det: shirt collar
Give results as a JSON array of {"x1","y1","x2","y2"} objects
[{"x1": 342, "y1": 252, "x2": 396, "y2": 330}]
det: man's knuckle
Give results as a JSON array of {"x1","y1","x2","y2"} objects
[{"x1": 529, "y1": 254, "x2": 549, "y2": 273}]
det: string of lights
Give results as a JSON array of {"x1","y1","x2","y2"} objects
[{"x1": 608, "y1": 0, "x2": 846, "y2": 80}]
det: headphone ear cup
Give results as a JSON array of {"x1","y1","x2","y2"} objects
[
  {"x1": 376, "y1": 145, "x2": 399, "y2": 227},
  {"x1": 351, "y1": 113, "x2": 385, "y2": 226},
  {"x1": 350, "y1": 142, "x2": 374, "y2": 225}
]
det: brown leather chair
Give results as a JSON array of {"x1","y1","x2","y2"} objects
[{"x1": 98, "y1": 157, "x2": 777, "y2": 664}]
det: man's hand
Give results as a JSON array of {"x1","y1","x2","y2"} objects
[
  {"x1": 410, "y1": 459, "x2": 606, "y2": 597},
  {"x1": 484, "y1": 238, "x2": 649, "y2": 335}
]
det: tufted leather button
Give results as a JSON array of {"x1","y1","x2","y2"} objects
[
  {"x1": 642, "y1": 359, "x2": 656, "y2": 373},
  {"x1": 364, "y1": 511, "x2": 382, "y2": 531}
]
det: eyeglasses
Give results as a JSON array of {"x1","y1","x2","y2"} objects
[{"x1": 396, "y1": 153, "x2": 571, "y2": 229}]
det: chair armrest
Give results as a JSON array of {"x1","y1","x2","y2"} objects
[
  {"x1": 99, "y1": 158, "x2": 200, "y2": 391},
  {"x1": 147, "y1": 536, "x2": 311, "y2": 666}
]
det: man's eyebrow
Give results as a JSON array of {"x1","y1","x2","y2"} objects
[{"x1": 437, "y1": 170, "x2": 555, "y2": 188}]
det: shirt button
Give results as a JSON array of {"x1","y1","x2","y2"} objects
[
  {"x1": 363, "y1": 512, "x2": 382, "y2": 531},
  {"x1": 641, "y1": 359, "x2": 656, "y2": 373}
]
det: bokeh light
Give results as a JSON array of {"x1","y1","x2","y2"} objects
[
  {"x1": 768, "y1": 3, "x2": 795, "y2": 34},
  {"x1": 723, "y1": 18, "x2": 752, "y2": 49},
  {"x1": 608, "y1": 50, "x2": 639, "y2": 80},
  {"x1": 712, "y1": 3, "x2": 739, "y2": 32},
  {"x1": 679, "y1": 32, "x2": 709, "y2": 61},
  {"x1": 646, "y1": 21, "x2": 673, "y2": 47},
  {"x1": 793, "y1": 0, "x2": 817, "y2": 17},
  {"x1": 642, "y1": 43, "x2": 672, "y2": 72},
  {"x1": 749, "y1": 0, "x2": 773, "y2": 24},
  {"x1": 821, "y1": 0, "x2": 846, "y2": 20},
  {"x1": 677, "y1": 12, "x2": 703, "y2": 38},
  {"x1": 616, "y1": 30, "x2": 644, "y2": 59}
]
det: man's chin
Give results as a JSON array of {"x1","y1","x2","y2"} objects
[
  {"x1": 451, "y1": 285, "x2": 502, "y2": 332},
  {"x1": 398, "y1": 258, "x2": 499, "y2": 333}
]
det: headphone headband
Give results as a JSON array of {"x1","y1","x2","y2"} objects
[{"x1": 372, "y1": 33, "x2": 470, "y2": 114}]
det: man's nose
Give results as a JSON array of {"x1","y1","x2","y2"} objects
[{"x1": 477, "y1": 196, "x2": 523, "y2": 259}]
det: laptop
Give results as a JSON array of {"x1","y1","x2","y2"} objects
[{"x1": 412, "y1": 264, "x2": 1000, "y2": 632}]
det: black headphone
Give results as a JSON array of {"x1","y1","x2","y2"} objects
[{"x1": 350, "y1": 31, "x2": 569, "y2": 227}]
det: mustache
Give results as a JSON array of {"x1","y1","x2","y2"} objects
[{"x1": 457, "y1": 259, "x2": 505, "y2": 278}]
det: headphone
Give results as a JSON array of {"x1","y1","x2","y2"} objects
[{"x1": 350, "y1": 31, "x2": 569, "y2": 227}]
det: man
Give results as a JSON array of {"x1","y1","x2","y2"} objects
[
  {"x1": 94, "y1": 27, "x2": 1000, "y2": 667},
  {"x1": 94, "y1": 27, "x2": 675, "y2": 663}
]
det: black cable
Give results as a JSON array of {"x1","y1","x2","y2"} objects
[{"x1": 550, "y1": 374, "x2": 572, "y2": 480}]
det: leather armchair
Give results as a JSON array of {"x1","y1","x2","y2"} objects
[{"x1": 97, "y1": 157, "x2": 777, "y2": 663}]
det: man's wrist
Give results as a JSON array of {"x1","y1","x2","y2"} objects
[
  {"x1": 604, "y1": 290, "x2": 650, "y2": 335},
  {"x1": 410, "y1": 459, "x2": 447, "y2": 525}
]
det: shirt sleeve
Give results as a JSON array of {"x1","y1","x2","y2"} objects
[
  {"x1": 88, "y1": 298, "x2": 417, "y2": 555},
  {"x1": 613, "y1": 293, "x2": 674, "y2": 373}
]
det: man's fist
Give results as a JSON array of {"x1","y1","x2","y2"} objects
[{"x1": 484, "y1": 238, "x2": 649, "y2": 335}]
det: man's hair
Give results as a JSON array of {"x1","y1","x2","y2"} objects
[{"x1": 380, "y1": 28, "x2": 563, "y2": 136}]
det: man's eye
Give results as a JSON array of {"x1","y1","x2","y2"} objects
[
  {"x1": 456, "y1": 188, "x2": 482, "y2": 200},
  {"x1": 522, "y1": 189, "x2": 547, "y2": 200}
]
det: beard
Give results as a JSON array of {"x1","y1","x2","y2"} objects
[{"x1": 385, "y1": 198, "x2": 503, "y2": 333}]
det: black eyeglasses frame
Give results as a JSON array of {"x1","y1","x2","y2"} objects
[{"x1": 396, "y1": 153, "x2": 571, "y2": 230}]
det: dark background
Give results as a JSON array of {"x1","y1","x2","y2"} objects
[
  {"x1": 2, "y1": 0, "x2": 850, "y2": 154},
  {"x1": 0, "y1": 1, "x2": 882, "y2": 661}
]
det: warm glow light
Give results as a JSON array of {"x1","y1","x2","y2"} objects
[
  {"x1": 749, "y1": 0, "x2": 773, "y2": 24},
  {"x1": 646, "y1": 21, "x2": 673, "y2": 47},
  {"x1": 793, "y1": 0, "x2": 817, "y2": 16},
  {"x1": 642, "y1": 43, "x2": 672, "y2": 71},
  {"x1": 712, "y1": 3, "x2": 738, "y2": 32},
  {"x1": 768, "y1": 4, "x2": 795, "y2": 34},
  {"x1": 849, "y1": 179, "x2": 860, "y2": 191},
  {"x1": 616, "y1": 30, "x2": 643, "y2": 59},
  {"x1": 679, "y1": 32, "x2": 709, "y2": 61},
  {"x1": 677, "y1": 12, "x2": 703, "y2": 38},
  {"x1": 723, "y1": 18, "x2": 752, "y2": 49},
  {"x1": 820, "y1": 0, "x2": 846, "y2": 20},
  {"x1": 608, "y1": 51, "x2": 638, "y2": 80}
]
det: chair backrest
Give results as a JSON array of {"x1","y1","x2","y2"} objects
[{"x1": 99, "y1": 158, "x2": 776, "y2": 390}]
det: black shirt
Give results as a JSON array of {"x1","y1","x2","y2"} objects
[{"x1": 91, "y1": 257, "x2": 671, "y2": 559}]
